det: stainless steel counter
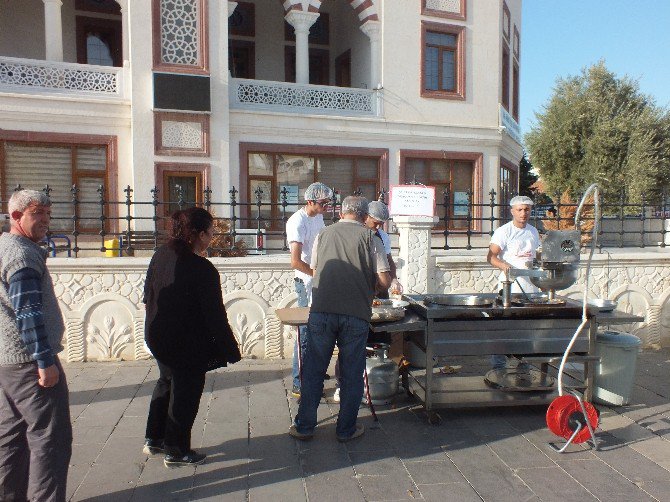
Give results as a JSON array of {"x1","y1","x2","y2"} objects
[{"x1": 400, "y1": 293, "x2": 602, "y2": 418}]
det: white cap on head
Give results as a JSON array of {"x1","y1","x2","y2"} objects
[
  {"x1": 367, "y1": 200, "x2": 389, "y2": 222},
  {"x1": 509, "y1": 195, "x2": 534, "y2": 207}
]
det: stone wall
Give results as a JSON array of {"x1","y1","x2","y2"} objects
[
  {"x1": 50, "y1": 256, "x2": 298, "y2": 362},
  {"x1": 48, "y1": 227, "x2": 670, "y2": 362}
]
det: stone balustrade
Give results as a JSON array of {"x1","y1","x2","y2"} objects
[
  {"x1": 0, "y1": 56, "x2": 126, "y2": 97},
  {"x1": 48, "y1": 237, "x2": 669, "y2": 363},
  {"x1": 229, "y1": 77, "x2": 382, "y2": 117}
]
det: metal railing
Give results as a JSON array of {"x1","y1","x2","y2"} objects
[
  {"x1": 2, "y1": 184, "x2": 667, "y2": 257},
  {"x1": 1, "y1": 184, "x2": 389, "y2": 257},
  {"x1": 432, "y1": 187, "x2": 670, "y2": 250}
]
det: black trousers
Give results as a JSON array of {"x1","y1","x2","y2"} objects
[{"x1": 145, "y1": 360, "x2": 206, "y2": 456}]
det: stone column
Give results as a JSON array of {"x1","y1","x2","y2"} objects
[
  {"x1": 360, "y1": 20, "x2": 381, "y2": 88},
  {"x1": 43, "y1": 0, "x2": 64, "y2": 62},
  {"x1": 119, "y1": 0, "x2": 130, "y2": 63},
  {"x1": 285, "y1": 10, "x2": 319, "y2": 84},
  {"x1": 394, "y1": 215, "x2": 439, "y2": 295}
]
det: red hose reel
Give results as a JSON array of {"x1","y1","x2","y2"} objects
[{"x1": 546, "y1": 392, "x2": 599, "y2": 452}]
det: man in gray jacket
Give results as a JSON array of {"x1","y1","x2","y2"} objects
[{"x1": 0, "y1": 189, "x2": 71, "y2": 501}]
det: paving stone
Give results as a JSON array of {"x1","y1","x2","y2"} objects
[
  {"x1": 356, "y1": 473, "x2": 420, "y2": 501},
  {"x1": 349, "y1": 450, "x2": 407, "y2": 477},
  {"x1": 403, "y1": 460, "x2": 466, "y2": 484},
  {"x1": 299, "y1": 447, "x2": 351, "y2": 476},
  {"x1": 520, "y1": 428, "x2": 594, "y2": 460},
  {"x1": 485, "y1": 434, "x2": 555, "y2": 469},
  {"x1": 133, "y1": 457, "x2": 194, "y2": 501},
  {"x1": 305, "y1": 471, "x2": 366, "y2": 502},
  {"x1": 248, "y1": 465, "x2": 306, "y2": 502},
  {"x1": 417, "y1": 482, "x2": 482, "y2": 502},
  {"x1": 96, "y1": 435, "x2": 148, "y2": 465},
  {"x1": 629, "y1": 436, "x2": 670, "y2": 470},
  {"x1": 557, "y1": 459, "x2": 655, "y2": 501},
  {"x1": 445, "y1": 443, "x2": 536, "y2": 501},
  {"x1": 71, "y1": 461, "x2": 143, "y2": 501},
  {"x1": 515, "y1": 466, "x2": 598, "y2": 501},
  {"x1": 66, "y1": 464, "x2": 89, "y2": 501},
  {"x1": 58, "y1": 351, "x2": 670, "y2": 502},
  {"x1": 206, "y1": 388, "x2": 249, "y2": 423},
  {"x1": 190, "y1": 463, "x2": 248, "y2": 501},
  {"x1": 598, "y1": 413, "x2": 656, "y2": 443},
  {"x1": 70, "y1": 442, "x2": 104, "y2": 466},
  {"x1": 110, "y1": 415, "x2": 147, "y2": 437},
  {"x1": 72, "y1": 422, "x2": 115, "y2": 445},
  {"x1": 594, "y1": 434, "x2": 670, "y2": 501}
]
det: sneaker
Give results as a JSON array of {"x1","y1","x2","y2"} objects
[
  {"x1": 288, "y1": 425, "x2": 313, "y2": 441},
  {"x1": 337, "y1": 424, "x2": 364, "y2": 443},
  {"x1": 332, "y1": 387, "x2": 340, "y2": 403},
  {"x1": 142, "y1": 438, "x2": 165, "y2": 455},
  {"x1": 291, "y1": 385, "x2": 301, "y2": 398},
  {"x1": 164, "y1": 450, "x2": 206, "y2": 468}
]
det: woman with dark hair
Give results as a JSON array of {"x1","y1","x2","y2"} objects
[{"x1": 142, "y1": 207, "x2": 241, "y2": 468}]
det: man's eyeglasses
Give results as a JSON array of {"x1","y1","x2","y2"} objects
[{"x1": 312, "y1": 200, "x2": 331, "y2": 208}]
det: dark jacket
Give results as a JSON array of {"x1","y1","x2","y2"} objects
[{"x1": 144, "y1": 243, "x2": 241, "y2": 371}]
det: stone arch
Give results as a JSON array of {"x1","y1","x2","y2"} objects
[{"x1": 281, "y1": 0, "x2": 379, "y2": 24}]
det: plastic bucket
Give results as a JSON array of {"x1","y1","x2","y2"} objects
[
  {"x1": 593, "y1": 331, "x2": 641, "y2": 406},
  {"x1": 104, "y1": 238, "x2": 120, "y2": 257}
]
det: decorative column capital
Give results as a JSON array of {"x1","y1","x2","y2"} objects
[
  {"x1": 228, "y1": 1, "x2": 238, "y2": 17},
  {"x1": 285, "y1": 10, "x2": 320, "y2": 35},
  {"x1": 359, "y1": 19, "x2": 381, "y2": 40}
]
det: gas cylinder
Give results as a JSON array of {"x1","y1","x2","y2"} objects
[{"x1": 365, "y1": 344, "x2": 399, "y2": 405}]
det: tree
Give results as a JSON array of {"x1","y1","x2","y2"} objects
[
  {"x1": 518, "y1": 151, "x2": 538, "y2": 197},
  {"x1": 525, "y1": 61, "x2": 670, "y2": 205}
]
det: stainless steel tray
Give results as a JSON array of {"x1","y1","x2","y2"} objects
[{"x1": 423, "y1": 294, "x2": 495, "y2": 308}]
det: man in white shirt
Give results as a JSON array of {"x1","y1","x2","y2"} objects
[
  {"x1": 487, "y1": 195, "x2": 540, "y2": 372},
  {"x1": 286, "y1": 182, "x2": 334, "y2": 398}
]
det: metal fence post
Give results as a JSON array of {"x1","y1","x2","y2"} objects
[
  {"x1": 230, "y1": 186, "x2": 238, "y2": 251},
  {"x1": 69, "y1": 184, "x2": 80, "y2": 257},
  {"x1": 280, "y1": 186, "x2": 289, "y2": 251}
]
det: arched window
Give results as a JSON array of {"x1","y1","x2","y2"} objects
[{"x1": 86, "y1": 34, "x2": 114, "y2": 66}]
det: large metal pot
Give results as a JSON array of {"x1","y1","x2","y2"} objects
[
  {"x1": 529, "y1": 264, "x2": 579, "y2": 291},
  {"x1": 365, "y1": 344, "x2": 399, "y2": 405}
]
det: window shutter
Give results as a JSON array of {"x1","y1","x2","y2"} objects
[{"x1": 4, "y1": 144, "x2": 73, "y2": 231}]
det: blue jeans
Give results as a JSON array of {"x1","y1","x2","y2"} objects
[
  {"x1": 294, "y1": 312, "x2": 369, "y2": 438},
  {"x1": 292, "y1": 278, "x2": 309, "y2": 388}
]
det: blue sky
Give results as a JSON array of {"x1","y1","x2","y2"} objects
[{"x1": 520, "y1": 0, "x2": 670, "y2": 139}]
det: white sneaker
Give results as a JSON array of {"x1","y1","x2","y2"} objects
[{"x1": 333, "y1": 387, "x2": 340, "y2": 403}]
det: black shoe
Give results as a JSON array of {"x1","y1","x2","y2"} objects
[
  {"x1": 142, "y1": 438, "x2": 165, "y2": 455},
  {"x1": 291, "y1": 385, "x2": 301, "y2": 398},
  {"x1": 164, "y1": 450, "x2": 206, "y2": 468}
]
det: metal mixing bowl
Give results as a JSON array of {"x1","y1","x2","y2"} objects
[
  {"x1": 529, "y1": 264, "x2": 579, "y2": 291},
  {"x1": 588, "y1": 298, "x2": 617, "y2": 312}
]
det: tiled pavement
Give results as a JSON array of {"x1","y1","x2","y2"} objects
[{"x1": 64, "y1": 349, "x2": 670, "y2": 501}]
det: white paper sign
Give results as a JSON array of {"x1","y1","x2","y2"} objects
[{"x1": 389, "y1": 185, "x2": 436, "y2": 217}]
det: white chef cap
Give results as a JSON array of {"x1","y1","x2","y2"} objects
[{"x1": 509, "y1": 195, "x2": 534, "y2": 207}]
